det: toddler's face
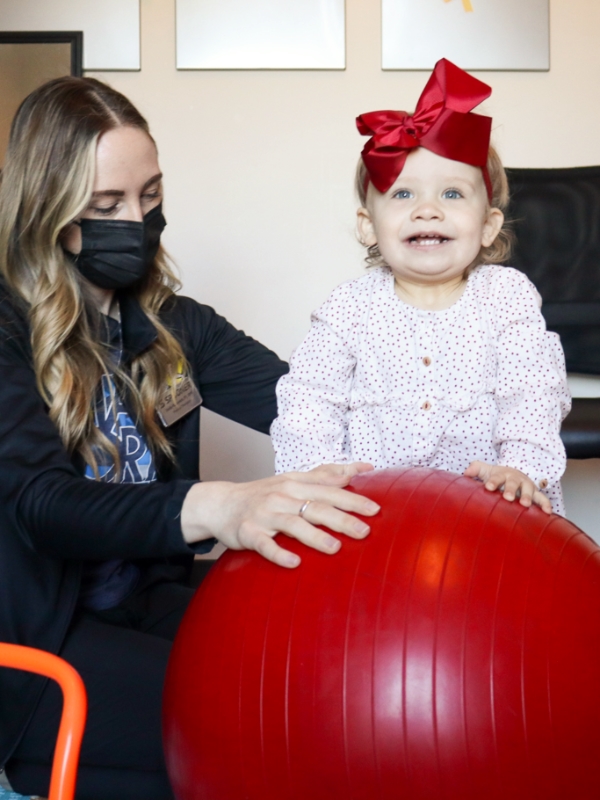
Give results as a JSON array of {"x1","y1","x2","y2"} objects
[{"x1": 357, "y1": 148, "x2": 503, "y2": 287}]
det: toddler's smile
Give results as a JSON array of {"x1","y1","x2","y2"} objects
[{"x1": 406, "y1": 233, "x2": 451, "y2": 247}]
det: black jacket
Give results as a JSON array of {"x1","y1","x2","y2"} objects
[{"x1": 0, "y1": 283, "x2": 288, "y2": 765}]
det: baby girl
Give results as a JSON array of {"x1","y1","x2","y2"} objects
[{"x1": 272, "y1": 59, "x2": 570, "y2": 514}]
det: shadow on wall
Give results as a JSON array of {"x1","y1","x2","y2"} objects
[{"x1": 199, "y1": 407, "x2": 275, "y2": 484}]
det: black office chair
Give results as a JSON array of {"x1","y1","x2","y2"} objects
[{"x1": 506, "y1": 165, "x2": 600, "y2": 458}]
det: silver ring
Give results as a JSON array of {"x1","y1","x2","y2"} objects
[{"x1": 298, "y1": 500, "x2": 313, "y2": 518}]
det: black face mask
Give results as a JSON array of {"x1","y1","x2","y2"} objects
[{"x1": 66, "y1": 203, "x2": 167, "y2": 290}]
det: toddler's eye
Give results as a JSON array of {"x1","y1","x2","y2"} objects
[
  {"x1": 443, "y1": 189, "x2": 463, "y2": 199},
  {"x1": 393, "y1": 189, "x2": 413, "y2": 200}
]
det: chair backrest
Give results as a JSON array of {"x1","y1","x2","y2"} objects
[
  {"x1": 0, "y1": 644, "x2": 87, "y2": 800},
  {"x1": 506, "y1": 165, "x2": 600, "y2": 374}
]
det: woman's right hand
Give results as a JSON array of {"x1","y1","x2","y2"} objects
[{"x1": 180, "y1": 463, "x2": 379, "y2": 568}]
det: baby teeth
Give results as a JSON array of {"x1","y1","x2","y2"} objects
[{"x1": 413, "y1": 237, "x2": 444, "y2": 245}]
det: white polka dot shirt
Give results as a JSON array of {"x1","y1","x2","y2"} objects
[{"x1": 272, "y1": 265, "x2": 571, "y2": 514}]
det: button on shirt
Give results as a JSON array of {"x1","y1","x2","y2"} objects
[{"x1": 272, "y1": 265, "x2": 571, "y2": 514}]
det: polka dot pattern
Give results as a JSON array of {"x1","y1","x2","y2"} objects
[{"x1": 271, "y1": 265, "x2": 571, "y2": 514}]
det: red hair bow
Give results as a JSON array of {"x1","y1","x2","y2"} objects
[{"x1": 356, "y1": 58, "x2": 493, "y2": 200}]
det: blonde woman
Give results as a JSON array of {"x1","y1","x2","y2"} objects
[{"x1": 0, "y1": 77, "x2": 378, "y2": 800}]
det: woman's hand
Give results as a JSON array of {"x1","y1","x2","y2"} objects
[
  {"x1": 180, "y1": 463, "x2": 380, "y2": 568},
  {"x1": 464, "y1": 461, "x2": 552, "y2": 514}
]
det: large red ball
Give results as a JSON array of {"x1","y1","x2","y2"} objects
[{"x1": 163, "y1": 468, "x2": 600, "y2": 799}]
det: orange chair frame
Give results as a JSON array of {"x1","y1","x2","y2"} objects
[{"x1": 0, "y1": 644, "x2": 87, "y2": 800}]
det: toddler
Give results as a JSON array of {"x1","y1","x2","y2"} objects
[{"x1": 272, "y1": 58, "x2": 571, "y2": 514}]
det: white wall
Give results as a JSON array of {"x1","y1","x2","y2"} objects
[{"x1": 88, "y1": 0, "x2": 600, "y2": 540}]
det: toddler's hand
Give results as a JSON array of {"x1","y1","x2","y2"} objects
[{"x1": 464, "y1": 461, "x2": 552, "y2": 515}]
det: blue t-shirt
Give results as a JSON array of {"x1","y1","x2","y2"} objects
[
  {"x1": 84, "y1": 373, "x2": 156, "y2": 485},
  {"x1": 79, "y1": 315, "x2": 156, "y2": 611}
]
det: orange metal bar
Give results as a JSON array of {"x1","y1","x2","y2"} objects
[{"x1": 0, "y1": 643, "x2": 87, "y2": 800}]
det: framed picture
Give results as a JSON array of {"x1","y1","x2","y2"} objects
[
  {"x1": 0, "y1": 31, "x2": 82, "y2": 168},
  {"x1": 0, "y1": 0, "x2": 140, "y2": 70},
  {"x1": 382, "y1": 0, "x2": 549, "y2": 71},
  {"x1": 176, "y1": 0, "x2": 345, "y2": 70}
]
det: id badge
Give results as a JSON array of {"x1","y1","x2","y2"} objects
[{"x1": 156, "y1": 363, "x2": 202, "y2": 427}]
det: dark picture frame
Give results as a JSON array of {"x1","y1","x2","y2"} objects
[{"x1": 0, "y1": 31, "x2": 83, "y2": 166}]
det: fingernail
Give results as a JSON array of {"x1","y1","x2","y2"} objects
[
  {"x1": 354, "y1": 521, "x2": 370, "y2": 536},
  {"x1": 285, "y1": 553, "x2": 301, "y2": 567},
  {"x1": 325, "y1": 535, "x2": 341, "y2": 551},
  {"x1": 364, "y1": 501, "x2": 380, "y2": 513},
  {"x1": 485, "y1": 482, "x2": 495, "y2": 490},
  {"x1": 504, "y1": 493, "x2": 514, "y2": 501}
]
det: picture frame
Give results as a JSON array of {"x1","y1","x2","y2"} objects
[
  {"x1": 0, "y1": 1, "x2": 140, "y2": 71},
  {"x1": 381, "y1": 0, "x2": 549, "y2": 71},
  {"x1": 0, "y1": 31, "x2": 83, "y2": 167},
  {"x1": 176, "y1": 0, "x2": 345, "y2": 70}
]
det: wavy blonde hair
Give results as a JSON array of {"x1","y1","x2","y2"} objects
[
  {"x1": 0, "y1": 77, "x2": 187, "y2": 474},
  {"x1": 355, "y1": 145, "x2": 513, "y2": 271}
]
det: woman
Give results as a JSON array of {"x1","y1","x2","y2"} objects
[{"x1": 0, "y1": 77, "x2": 378, "y2": 799}]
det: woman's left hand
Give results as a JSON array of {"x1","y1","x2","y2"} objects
[{"x1": 464, "y1": 460, "x2": 552, "y2": 514}]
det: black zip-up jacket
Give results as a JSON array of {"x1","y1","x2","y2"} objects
[{"x1": 0, "y1": 281, "x2": 288, "y2": 766}]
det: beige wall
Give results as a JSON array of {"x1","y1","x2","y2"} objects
[{"x1": 89, "y1": 0, "x2": 600, "y2": 538}]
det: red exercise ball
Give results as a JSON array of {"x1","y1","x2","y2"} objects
[{"x1": 163, "y1": 467, "x2": 600, "y2": 800}]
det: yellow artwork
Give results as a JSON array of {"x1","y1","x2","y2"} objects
[{"x1": 444, "y1": 0, "x2": 474, "y2": 11}]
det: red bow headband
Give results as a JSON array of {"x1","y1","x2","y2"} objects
[{"x1": 356, "y1": 58, "x2": 493, "y2": 201}]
